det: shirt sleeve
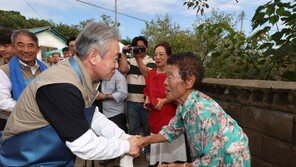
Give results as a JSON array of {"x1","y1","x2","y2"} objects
[
  {"x1": 111, "y1": 73, "x2": 128, "y2": 103},
  {"x1": 160, "y1": 112, "x2": 185, "y2": 143},
  {"x1": 0, "y1": 70, "x2": 16, "y2": 112},
  {"x1": 36, "y1": 83, "x2": 130, "y2": 160},
  {"x1": 91, "y1": 106, "x2": 125, "y2": 139}
]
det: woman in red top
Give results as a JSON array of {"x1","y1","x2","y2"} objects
[{"x1": 144, "y1": 42, "x2": 187, "y2": 166}]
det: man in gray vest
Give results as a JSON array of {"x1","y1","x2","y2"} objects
[
  {"x1": 0, "y1": 29, "x2": 47, "y2": 113},
  {"x1": 0, "y1": 22, "x2": 141, "y2": 166}
]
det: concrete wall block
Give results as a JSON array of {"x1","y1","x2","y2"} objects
[
  {"x1": 287, "y1": 145, "x2": 296, "y2": 167},
  {"x1": 251, "y1": 157, "x2": 274, "y2": 167},
  {"x1": 243, "y1": 128, "x2": 263, "y2": 157},
  {"x1": 219, "y1": 101, "x2": 243, "y2": 125},
  {"x1": 241, "y1": 107, "x2": 294, "y2": 142},
  {"x1": 261, "y1": 136, "x2": 292, "y2": 167},
  {"x1": 239, "y1": 106, "x2": 263, "y2": 132}
]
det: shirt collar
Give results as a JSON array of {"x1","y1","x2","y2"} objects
[
  {"x1": 18, "y1": 59, "x2": 39, "y2": 74},
  {"x1": 177, "y1": 90, "x2": 198, "y2": 119}
]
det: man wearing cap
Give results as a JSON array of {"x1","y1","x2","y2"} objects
[
  {"x1": 0, "y1": 26, "x2": 14, "y2": 65},
  {"x1": 0, "y1": 29, "x2": 47, "y2": 112}
]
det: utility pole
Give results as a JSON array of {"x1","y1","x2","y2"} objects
[
  {"x1": 115, "y1": 0, "x2": 118, "y2": 28},
  {"x1": 240, "y1": 11, "x2": 245, "y2": 33}
]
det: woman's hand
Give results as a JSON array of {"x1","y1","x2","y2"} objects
[
  {"x1": 144, "y1": 96, "x2": 152, "y2": 110},
  {"x1": 137, "y1": 136, "x2": 150, "y2": 148},
  {"x1": 154, "y1": 98, "x2": 167, "y2": 110}
]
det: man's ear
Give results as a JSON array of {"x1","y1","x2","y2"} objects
[
  {"x1": 88, "y1": 49, "x2": 101, "y2": 65},
  {"x1": 185, "y1": 75, "x2": 196, "y2": 89},
  {"x1": 36, "y1": 46, "x2": 41, "y2": 53}
]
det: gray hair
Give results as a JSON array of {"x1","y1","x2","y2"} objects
[
  {"x1": 11, "y1": 29, "x2": 39, "y2": 46},
  {"x1": 75, "y1": 22, "x2": 120, "y2": 60}
]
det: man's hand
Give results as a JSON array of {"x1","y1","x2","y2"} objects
[
  {"x1": 96, "y1": 93, "x2": 105, "y2": 100},
  {"x1": 137, "y1": 136, "x2": 151, "y2": 148},
  {"x1": 122, "y1": 45, "x2": 130, "y2": 54},
  {"x1": 127, "y1": 135, "x2": 142, "y2": 157}
]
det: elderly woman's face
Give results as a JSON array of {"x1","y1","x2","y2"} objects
[{"x1": 164, "y1": 64, "x2": 187, "y2": 102}]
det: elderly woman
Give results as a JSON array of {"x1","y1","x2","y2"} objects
[
  {"x1": 139, "y1": 52, "x2": 250, "y2": 167},
  {"x1": 143, "y1": 42, "x2": 187, "y2": 166}
]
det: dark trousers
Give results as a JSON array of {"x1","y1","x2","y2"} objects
[{"x1": 108, "y1": 113, "x2": 128, "y2": 133}]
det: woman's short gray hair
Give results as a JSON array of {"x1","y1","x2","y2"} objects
[{"x1": 75, "y1": 22, "x2": 120, "y2": 60}]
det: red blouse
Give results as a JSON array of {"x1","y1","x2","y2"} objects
[{"x1": 144, "y1": 69, "x2": 177, "y2": 134}]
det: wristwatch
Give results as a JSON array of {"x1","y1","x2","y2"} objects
[{"x1": 105, "y1": 94, "x2": 109, "y2": 99}]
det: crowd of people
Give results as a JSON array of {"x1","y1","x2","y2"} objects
[{"x1": 0, "y1": 22, "x2": 250, "y2": 167}]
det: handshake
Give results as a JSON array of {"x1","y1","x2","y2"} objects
[{"x1": 126, "y1": 135, "x2": 150, "y2": 157}]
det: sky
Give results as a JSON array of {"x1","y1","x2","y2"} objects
[{"x1": 0, "y1": 0, "x2": 274, "y2": 39}]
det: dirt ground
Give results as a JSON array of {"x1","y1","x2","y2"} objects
[{"x1": 74, "y1": 151, "x2": 149, "y2": 167}]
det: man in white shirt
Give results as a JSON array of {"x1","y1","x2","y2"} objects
[
  {"x1": 0, "y1": 22, "x2": 141, "y2": 166},
  {"x1": 119, "y1": 36, "x2": 156, "y2": 160},
  {"x1": 0, "y1": 29, "x2": 47, "y2": 113}
]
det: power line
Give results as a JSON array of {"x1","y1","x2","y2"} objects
[
  {"x1": 24, "y1": 0, "x2": 42, "y2": 19},
  {"x1": 76, "y1": 0, "x2": 149, "y2": 23}
]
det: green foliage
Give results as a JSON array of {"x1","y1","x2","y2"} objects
[
  {"x1": 142, "y1": 1, "x2": 295, "y2": 81},
  {"x1": 0, "y1": 10, "x2": 50, "y2": 29},
  {"x1": 0, "y1": 10, "x2": 120, "y2": 41},
  {"x1": 251, "y1": 0, "x2": 296, "y2": 81},
  {"x1": 53, "y1": 23, "x2": 80, "y2": 39},
  {"x1": 100, "y1": 15, "x2": 120, "y2": 28},
  {"x1": 121, "y1": 38, "x2": 132, "y2": 45},
  {"x1": 183, "y1": 0, "x2": 238, "y2": 15},
  {"x1": 141, "y1": 14, "x2": 184, "y2": 55},
  {"x1": 193, "y1": 19, "x2": 250, "y2": 79}
]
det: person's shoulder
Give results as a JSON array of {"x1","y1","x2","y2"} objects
[
  {"x1": 0, "y1": 57, "x2": 5, "y2": 66},
  {"x1": 0, "y1": 63, "x2": 9, "y2": 69},
  {"x1": 114, "y1": 69, "x2": 126, "y2": 80},
  {"x1": 0, "y1": 63, "x2": 9, "y2": 76}
]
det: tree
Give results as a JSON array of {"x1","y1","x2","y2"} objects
[
  {"x1": 182, "y1": 0, "x2": 295, "y2": 81},
  {"x1": 251, "y1": 0, "x2": 296, "y2": 80},
  {"x1": 192, "y1": 11, "x2": 249, "y2": 79},
  {"x1": 141, "y1": 14, "x2": 186, "y2": 55},
  {"x1": 0, "y1": 10, "x2": 49, "y2": 29},
  {"x1": 100, "y1": 14, "x2": 120, "y2": 28},
  {"x1": 73, "y1": 19, "x2": 95, "y2": 30},
  {"x1": 183, "y1": 0, "x2": 238, "y2": 15},
  {"x1": 53, "y1": 23, "x2": 80, "y2": 39},
  {"x1": 0, "y1": 10, "x2": 121, "y2": 42}
]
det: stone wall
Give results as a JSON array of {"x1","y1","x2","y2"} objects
[{"x1": 200, "y1": 78, "x2": 296, "y2": 167}]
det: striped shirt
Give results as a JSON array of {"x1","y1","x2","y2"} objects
[{"x1": 126, "y1": 55, "x2": 155, "y2": 103}]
